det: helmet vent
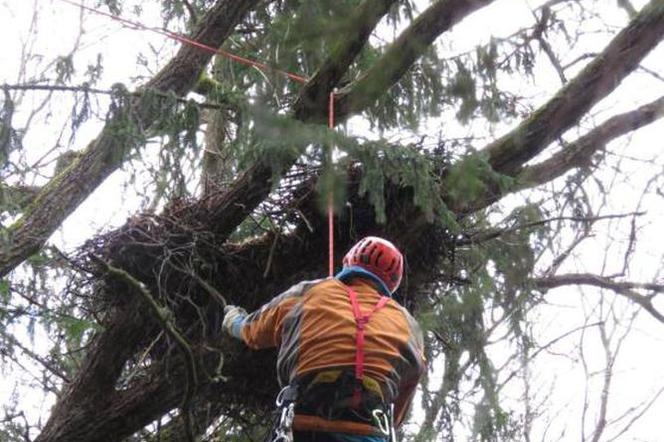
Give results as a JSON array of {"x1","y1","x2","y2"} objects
[{"x1": 342, "y1": 236, "x2": 403, "y2": 293}]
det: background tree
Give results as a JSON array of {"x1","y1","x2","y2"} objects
[{"x1": 1, "y1": 0, "x2": 664, "y2": 441}]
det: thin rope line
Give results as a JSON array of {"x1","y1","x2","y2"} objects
[
  {"x1": 57, "y1": 0, "x2": 309, "y2": 83},
  {"x1": 328, "y1": 90, "x2": 336, "y2": 277},
  {"x1": 58, "y1": 0, "x2": 337, "y2": 276}
]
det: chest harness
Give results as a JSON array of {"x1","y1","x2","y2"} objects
[{"x1": 269, "y1": 285, "x2": 396, "y2": 442}]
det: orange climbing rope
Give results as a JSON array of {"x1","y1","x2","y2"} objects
[
  {"x1": 57, "y1": 0, "x2": 309, "y2": 83},
  {"x1": 328, "y1": 91, "x2": 336, "y2": 277},
  {"x1": 58, "y1": 0, "x2": 338, "y2": 275}
]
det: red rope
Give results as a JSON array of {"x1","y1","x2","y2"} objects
[
  {"x1": 57, "y1": 0, "x2": 309, "y2": 83},
  {"x1": 59, "y1": 0, "x2": 337, "y2": 277},
  {"x1": 328, "y1": 91, "x2": 336, "y2": 277}
]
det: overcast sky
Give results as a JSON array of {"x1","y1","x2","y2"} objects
[{"x1": 1, "y1": 0, "x2": 663, "y2": 440}]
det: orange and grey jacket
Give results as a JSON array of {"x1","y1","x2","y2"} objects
[{"x1": 229, "y1": 277, "x2": 426, "y2": 435}]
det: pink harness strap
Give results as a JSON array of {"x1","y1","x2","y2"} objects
[{"x1": 344, "y1": 285, "x2": 389, "y2": 408}]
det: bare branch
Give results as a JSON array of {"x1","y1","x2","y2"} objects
[
  {"x1": 606, "y1": 385, "x2": 664, "y2": 441},
  {"x1": 617, "y1": 0, "x2": 638, "y2": 18},
  {"x1": 484, "y1": 1, "x2": 664, "y2": 176},
  {"x1": 517, "y1": 96, "x2": 664, "y2": 189},
  {"x1": 181, "y1": 0, "x2": 199, "y2": 24},
  {"x1": 532, "y1": 6, "x2": 567, "y2": 84},
  {"x1": 0, "y1": 327, "x2": 70, "y2": 383},
  {"x1": 2, "y1": 83, "x2": 231, "y2": 110},
  {"x1": 457, "y1": 212, "x2": 644, "y2": 246},
  {"x1": 534, "y1": 273, "x2": 664, "y2": 323}
]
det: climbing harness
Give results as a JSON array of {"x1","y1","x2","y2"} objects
[
  {"x1": 264, "y1": 283, "x2": 397, "y2": 441},
  {"x1": 344, "y1": 285, "x2": 390, "y2": 408}
]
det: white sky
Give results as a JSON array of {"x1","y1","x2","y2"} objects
[{"x1": 1, "y1": 0, "x2": 664, "y2": 440}]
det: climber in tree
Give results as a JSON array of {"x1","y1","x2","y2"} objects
[{"x1": 223, "y1": 236, "x2": 426, "y2": 442}]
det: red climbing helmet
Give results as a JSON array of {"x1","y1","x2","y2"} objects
[{"x1": 342, "y1": 236, "x2": 404, "y2": 293}]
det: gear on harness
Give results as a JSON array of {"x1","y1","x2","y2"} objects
[
  {"x1": 371, "y1": 403, "x2": 396, "y2": 442},
  {"x1": 267, "y1": 385, "x2": 298, "y2": 442},
  {"x1": 267, "y1": 376, "x2": 396, "y2": 442}
]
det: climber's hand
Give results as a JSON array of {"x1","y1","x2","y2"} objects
[{"x1": 222, "y1": 305, "x2": 248, "y2": 339}]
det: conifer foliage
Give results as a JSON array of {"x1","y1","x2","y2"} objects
[{"x1": 1, "y1": 1, "x2": 664, "y2": 441}]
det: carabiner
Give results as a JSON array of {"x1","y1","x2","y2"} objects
[
  {"x1": 276, "y1": 386, "x2": 288, "y2": 406},
  {"x1": 372, "y1": 409, "x2": 390, "y2": 436}
]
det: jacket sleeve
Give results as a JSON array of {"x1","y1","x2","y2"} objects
[
  {"x1": 393, "y1": 312, "x2": 427, "y2": 427},
  {"x1": 239, "y1": 279, "x2": 322, "y2": 349}
]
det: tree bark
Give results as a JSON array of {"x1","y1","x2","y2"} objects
[
  {"x1": 483, "y1": 0, "x2": 664, "y2": 177},
  {"x1": 29, "y1": 2, "x2": 664, "y2": 441},
  {"x1": 0, "y1": 0, "x2": 260, "y2": 278},
  {"x1": 516, "y1": 95, "x2": 664, "y2": 188}
]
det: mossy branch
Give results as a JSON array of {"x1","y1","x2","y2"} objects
[{"x1": 91, "y1": 256, "x2": 198, "y2": 442}]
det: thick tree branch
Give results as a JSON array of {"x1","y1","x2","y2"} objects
[
  {"x1": 0, "y1": 0, "x2": 260, "y2": 277},
  {"x1": 336, "y1": 0, "x2": 496, "y2": 120},
  {"x1": 484, "y1": 0, "x2": 664, "y2": 176},
  {"x1": 517, "y1": 96, "x2": 664, "y2": 189},
  {"x1": 534, "y1": 273, "x2": 664, "y2": 323},
  {"x1": 455, "y1": 95, "x2": 664, "y2": 213},
  {"x1": 292, "y1": 0, "x2": 400, "y2": 122},
  {"x1": 202, "y1": 0, "x2": 419, "y2": 236}
]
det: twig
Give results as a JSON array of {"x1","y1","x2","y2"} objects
[
  {"x1": 187, "y1": 271, "x2": 227, "y2": 308},
  {"x1": 91, "y1": 255, "x2": 198, "y2": 442},
  {"x1": 458, "y1": 211, "x2": 646, "y2": 246},
  {"x1": 181, "y1": 0, "x2": 198, "y2": 24},
  {"x1": 535, "y1": 273, "x2": 664, "y2": 323},
  {"x1": 1, "y1": 83, "x2": 228, "y2": 111},
  {"x1": 0, "y1": 328, "x2": 70, "y2": 383}
]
